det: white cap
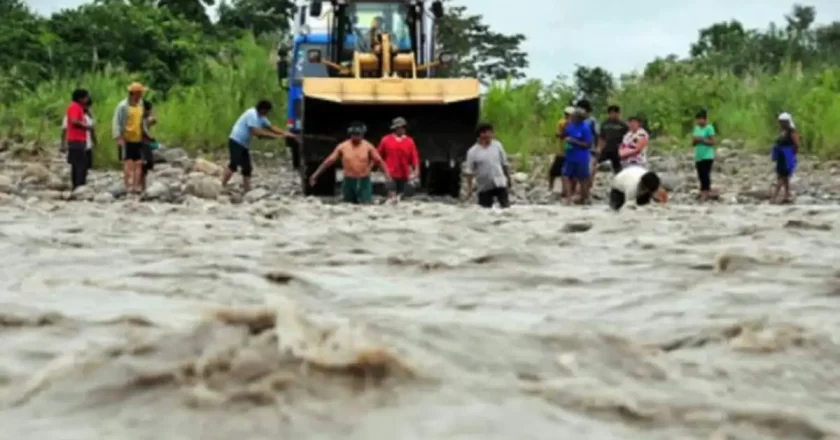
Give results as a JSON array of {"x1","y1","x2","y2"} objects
[
  {"x1": 564, "y1": 106, "x2": 576, "y2": 114},
  {"x1": 778, "y1": 112, "x2": 792, "y2": 121}
]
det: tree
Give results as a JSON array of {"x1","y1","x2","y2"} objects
[
  {"x1": 217, "y1": 0, "x2": 295, "y2": 36},
  {"x1": 573, "y1": 66, "x2": 614, "y2": 111},
  {"x1": 156, "y1": 0, "x2": 214, "y2": 25},
  {"x1": 436, "y1": 1, "x2": 528, "y2": 84}
]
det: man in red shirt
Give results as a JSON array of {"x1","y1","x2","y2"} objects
[
  {"x1": 65, "y1": 89, "x2": 92, "y2": 189},
  {"x1": 377, "y1": 117, "x2": 419, "y2": 200}
]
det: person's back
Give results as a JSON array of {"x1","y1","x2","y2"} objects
[{"x1": 610, "y1": 166, "x2": 660, "y2": 210}]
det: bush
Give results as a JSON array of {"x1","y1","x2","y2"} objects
[{"x1": 4, "y1": 36, "x2": 840, "y2": 172}]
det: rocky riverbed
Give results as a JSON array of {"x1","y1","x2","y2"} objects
[{"x1": 2, "y1": 140, "x2": 840, "y2": 206}]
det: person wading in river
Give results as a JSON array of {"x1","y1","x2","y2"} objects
[
  {"x1": 464, "y1": 122, "x2": 511, "y2": 208},
  {"x1": 223, "y1": 100, "x2": 294, "y2": 193},
  {"x1": 63, "y1": 89, "x2": 93, "y2": 189},
  {"x1": 771, "y1": 112, "x2": 800, "y2": 204},
  {"x1": 309, "y1": 122, "x2": 391, "y2": 204},
  {"x1": 377, "y1": 116, "x2": 419, "y2": 200}
]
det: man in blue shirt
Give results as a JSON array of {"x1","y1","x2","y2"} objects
[
  {"x1": 562, "y1": 108, "x2": 594, "y2": 204},
  {"x1": 223, "y1": 100, "x2": 294, "y2": 192}
]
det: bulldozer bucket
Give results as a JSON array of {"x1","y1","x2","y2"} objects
[{"x1": 299, "y1": 77, "x2": 481, "y2": 197}]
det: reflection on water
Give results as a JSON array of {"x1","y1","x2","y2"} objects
[{"x1": 1, "y1": 199, "x2": 839, "y2": 439}]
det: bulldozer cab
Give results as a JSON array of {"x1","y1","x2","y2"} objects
[{"x1": 298, "y1": 0, "x2": 481, "y2": 198}]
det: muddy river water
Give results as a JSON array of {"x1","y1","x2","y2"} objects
[{"x1": 1, "y1": 198, "x2": 839, "y2": 440}]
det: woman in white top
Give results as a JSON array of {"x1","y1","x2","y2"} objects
[{"x1": 618, "y1": 115, "x2": 648, "y2": 166}]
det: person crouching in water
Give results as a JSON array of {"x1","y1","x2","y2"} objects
[
  {"x1": 771, "y1": 112, "x2": 800, "y2": 203},
  {"x1": 309, "y1": 122, "x2": 391, "y2": 204},
  {"x1": 561, "y1": 108, "x2": 594, "y2": 204},
  {"x1": 549, "y1": 106, "x2": 575, "y2": 192},
  {"x1": 377, "y1": 117, "x2": 419, "y2": 200},
  {"x1": 609, "y1": 166, "x2": 666, "y2": 211},
  {"x1": 139, "y1": 100, "x2": 157, "y2": 192}
]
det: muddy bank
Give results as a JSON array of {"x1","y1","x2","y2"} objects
[{"x1": 2, "y1": 139, "x2": 840, "y2": 205}]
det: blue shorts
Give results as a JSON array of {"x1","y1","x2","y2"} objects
[{"x1": 563, "y1": 148, "x2": 591, "y2": 180}]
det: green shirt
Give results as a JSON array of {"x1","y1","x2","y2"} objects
[{"x1": 693, "y1": 124, "x2": 716, "y2": 161}]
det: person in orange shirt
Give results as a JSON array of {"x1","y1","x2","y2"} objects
[
  {"x1": 309, "y1": 122, "x2": 391, "y2": 204},
  {"x1": 377, "y1": 117, "x2": 419, "y2": 200}
]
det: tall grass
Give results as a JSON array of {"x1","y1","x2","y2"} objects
[{"x1": 3, "y1": 35, "x2": 840, "y2": 170}]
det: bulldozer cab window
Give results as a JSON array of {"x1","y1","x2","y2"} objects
[
  {"x1": 348, "y1": 2, "x2": 410, "y2": 51},
  {"x1": 292, "y1": 43, "x2": 330, "y2": 85}
]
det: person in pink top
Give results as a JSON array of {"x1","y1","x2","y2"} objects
[{"x1": 377, "y1": 117, "x2": 419, "y2": 200}]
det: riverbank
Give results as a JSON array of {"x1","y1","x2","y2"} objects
[{"x1": 2, "y1": 139, "x2": 840, "y2": 206}]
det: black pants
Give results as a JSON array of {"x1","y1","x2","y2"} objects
[
  {"x1": 228, "y1": 139, "x2": 253, "y2": 177},
  {"x1": 478, "y1": 187, "x2": 510, "y2": 208},
  {"x1": 549, "y1": 154, "x2": 565, "y2": 178},
  {"x1": 695, "y1": 159, "x2": 713, "y2": 191},
  {"x1": 67, "y1": 142, "x2": 89, "y2": 189},
  {"x1": 597, "y1": 149, "x2": 622, "y2": 174}
]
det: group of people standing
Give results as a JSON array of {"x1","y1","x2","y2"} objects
[
  {"x1": 62, "y1": 82, "x2": 157, "y2": 192},
  {"x1": 62, "y1": 89, "x2": 800, "y2": 207}
]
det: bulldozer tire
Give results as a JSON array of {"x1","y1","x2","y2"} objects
[{"x1": 302, "y1": 161, "x2": 336, "y2": 196}]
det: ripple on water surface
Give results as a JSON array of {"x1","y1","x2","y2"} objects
[{"x1": 1, "y1": 200, "x2": 839, "y2": 439}]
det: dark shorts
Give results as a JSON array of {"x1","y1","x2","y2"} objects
[
  {"x1": 596, "y1": 148, "x2": 622, "y2": 173},
  {"x1": 387, "y1": 178, "x2": 409, "y2": 194},
  {"x1": 141, "y1": 143, "x2": 154, "y2": 174},
  {"x1": 563, "y1": 155, "x2": 590, "y2": 181},
  {"x1": 477, "y1": 186, "x2": 510, "y2": 208},
  {"x1": 228, "y1": 139, "x2": 253, "y2": 177},
  {"x1": 122, "y1": 142, "x2": 143, "y2": 161},
  {"x1": 549, "y1": 154, "x2": 565, "y2": 178},
  {"x1": 342, "y1": 176, "x2": 373, "y2": 203}
]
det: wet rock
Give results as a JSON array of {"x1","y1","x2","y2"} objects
[
  {"x1": 562, "y1": 221, "x2": 593, "y2": 233},
  {"x1": 108, "y1": 183, "x2": 127, "y2": 199},
  {"x1": 71, "y1": 185, "x2": 95, "y2": 201},
  {"x1": 46, "y1": 176, "x2": 69, "y2": 191},
  {"x1": 0, "y1": 175, "x2": 13, "y2": 193},
  {"x1": 155, "y1": 147, "x2": 188, "y2": 164},
  {"x1": 184, "y1": 174, "x2": 222, "y2": 200},
  {"x1": 192, "y1": 158, "x2": 221, "y2": 176},
  {"x1": 30, "y1": 190, "x2": 63, "y2": 201},
  {"x1": 93, "y1": 192, "x2": 115, "y2": 204},
  {"x1": 784, "y1": 219, "x2": 831, "y2": 231},
  {"x1": 0, "y1": 193, "x2": 13, "y2": 204},
  {"x1": 144, "y1": 181, "x2": 168, "y2": 200},
  {"x1": 513, "y1": 172, "x2": 528, "y2": 184},
  {"x1": 20, "y1": 163, "x2": 53, "y2": 184},
  {"x1": 244, "y1": 188, "x2": 270, "y2": 203}
]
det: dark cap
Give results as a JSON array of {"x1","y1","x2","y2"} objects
[{"x1": 347, "y1": 121, "x2": 367, "y2": 135}]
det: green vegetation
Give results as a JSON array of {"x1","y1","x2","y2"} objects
[{"x1": 2, "y1": 0, "x2": 840, "y2": 170}]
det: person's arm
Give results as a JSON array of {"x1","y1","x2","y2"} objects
[
  {"x1": 620, "y1": 133, "x2": 649, "y2": 158},
  {"x1": 498, "y1": 143, "x2": 511, "y2": 186},
  {"x1": 112, "y1": 103, "x2": 127, "y2": 145},
  {"x1": 369, "y1": 145, "x2": 391, "y2": 180},
  {"x1": 703, "y1": 125, "x2": 716, "y2": 145},
  {"x1": 266, "y1": 123, "x2": 294, "y2": 137},
  {"x1": 309, "y1": 145, "x2": 342, "y2": 182},
  {"x1": 464, "y1": 149, "x2": 476, "y2": 196},
  {"x1": 409, "y1": 140, "x2": 420, "y2": 179}
]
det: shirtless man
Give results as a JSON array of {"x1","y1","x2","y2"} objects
[{"x1": 309, "y1": 122, "x2": 391, "y2": 204}]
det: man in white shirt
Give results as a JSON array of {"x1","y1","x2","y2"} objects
[{"x1": 609, "y1": 165, "x2": 665, "y2": 210}]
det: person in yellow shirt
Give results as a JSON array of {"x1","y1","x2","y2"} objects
[
  {"x1": 112, "y1": 82, "x2": 147, "y2": 193},
  {"x1": 549, "y1": 106, "x2": 574, "y2": 192}
]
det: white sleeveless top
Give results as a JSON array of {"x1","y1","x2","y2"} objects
[{"x1": 619, "y1": 128, "x2": 648, "y2": 166}]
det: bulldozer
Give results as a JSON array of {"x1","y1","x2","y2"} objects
[{"x1": 293, "y1": 0, "x2": 481, "y2": 198}]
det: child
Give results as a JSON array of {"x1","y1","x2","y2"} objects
[
  {"x1": 140, "y1": 100, "x2": 157, "y2": 190},
  {"x1": 692, "y1": 109, "x2": 716, "y2": 201}
]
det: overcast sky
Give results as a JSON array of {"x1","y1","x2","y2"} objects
[{"x1": 26, "y1": 0, "x2": 840, "y2": 80}]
